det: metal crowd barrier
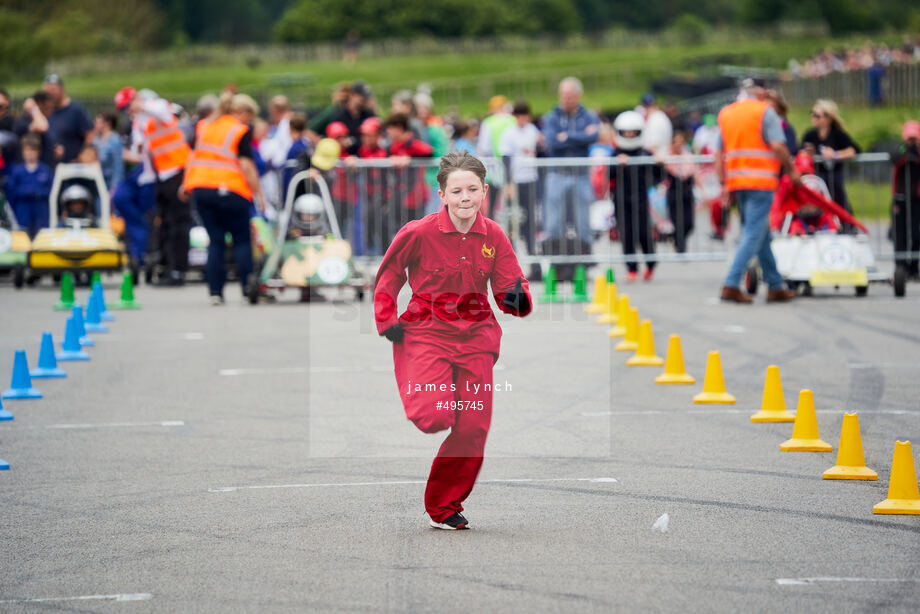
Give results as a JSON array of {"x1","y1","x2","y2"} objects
[{"x1": 265, "y1": 152, "x2": 916, "y2": 273}]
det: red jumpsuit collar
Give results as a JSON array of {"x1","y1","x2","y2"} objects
[{"x1": 437, "y1": 205, "x2": 488, "y2": 235}]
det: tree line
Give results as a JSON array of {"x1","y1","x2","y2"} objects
[{"x1": 1, "y1": 0, "x2": 918, "y2": 81}]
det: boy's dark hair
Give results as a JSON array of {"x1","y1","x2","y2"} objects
[
  {"x1": 290, "y1": 112, "x2": 307, "y2": 132},
  {"x1": 384, "y1": 112, "x2": 409, "y2": 131},
  {"x1": 101, "y1": 110, "x2": 119, "y2": 131},
  {"x1": 21, "y1": 133, "x2": 41, "y2": 151},
  {"x1": 33, "y1": 91, "x2": 50, "y2": 105},
  {"x1": 436, "y1": 151, "x2": 487, "y2": 190},
  {"x1": 453, "y1": 121, "x2": 468, "y2": 137},
  {"x1": 512, "y1": 101, "x2": 531, "y2": 116},
  {"x1": 0, "y1": 88, "x2": 9, "y2": 101}
]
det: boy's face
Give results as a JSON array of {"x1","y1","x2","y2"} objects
[
  {"x1": 385, "y1": 126, "x2": 403, "y2": 142},
  {"x1": 515, "y1": 113, "x2": 530, "y2": 127},
  {"x1": 361, "y1": 132, "x2": 378, "y2": 146},
  {"x1": 22, "y1": 146, "x2": 39, "y2": 164}
]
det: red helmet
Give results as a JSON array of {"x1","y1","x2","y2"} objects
[
  {"x1": 326, "y1": 121, "x2": 349, "y2": 139},
  {"x1": 360, "y1": 116, "x2": 381, "y2": 135},
  {"x1": 114, "y1": 86, "x2": 137, "y2": 110},
  {"x1": 794, "y1": 151, "x2": 814, "y2": 175}
]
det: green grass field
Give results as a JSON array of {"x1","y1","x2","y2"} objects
[{"x1": 9, "y1": 33, "x2": 909, "y2": 119}]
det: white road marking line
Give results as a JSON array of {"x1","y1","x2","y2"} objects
[
  {"x1": 582, "y1": 409, "x2": 913, "y2": 417},
  {"x1": 850, "y1": 362, "x2": 920, "y2": 369},
  {"x1": 0, "y1": 421, "x2": 185, "y2": 430},
  {"x1": 776, "y1": 577, "x2": 920, "y2": 586},
  {"x1": 219, "y1": 366, "x2": 399, "y2": 376},
  {"x1": 699, "y1": 324, "x2": 746, "y2": 334},
  {"x1": 0, "y1": 593, "x2": 152, "y2": 604},
  {"x1": 209, "y1": 476, "x2": 617, "y2": 493}
]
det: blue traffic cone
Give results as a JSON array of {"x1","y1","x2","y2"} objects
[
  {"x1": 71, "y1": 306, "x2": 95, "y2": 347},
  {"x1": 84, "y1": 291, "x2": 109, "y2": 333},
  {"x1": 57, "y1": 317, "x2": 90, "y2": 362},
  {"x1": 30, "y1": 332, "x2": 67, "y2": 378},
  {"x1": 0, "y1": 394, "x2": 13, "y2": 421},
  {"x1": 93, "y1": 281, "x2": 115, "y2": 322},
  {"x1": 2, "y1": 350, "x2": 42, "y2": 400},
  {"x1": 0, "y1": 456, "x2": 8, "y2": 470}
]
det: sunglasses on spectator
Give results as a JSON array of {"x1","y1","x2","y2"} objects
[{"x1": 811, "y1": 111, "x2": 826, "y2": 118}]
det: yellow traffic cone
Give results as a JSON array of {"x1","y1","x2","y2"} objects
[
  {"x1": 823, "y1": 413, "x2": 877, "y2": 480},
  {"x1": 607, "y1": 295, "x2": 630, "y2": 338},
  {"x1": 873, "y1": 441, "x2": 920, "y2": 514},
  {"x1": 596, "y1": 283, "x2": 619, "y2": 324},
  {"x1": 614, "y1": 307, "x2": 639, "y2": 352},
  {"x1": 626, "y1": 320, "x2": 664, "y2": 366},
  {"x1": 750, "y1": 365, "x2": 795, "y2": 423},
  {"x1": 585, "y1": 276, "x2": 608, "y2": 314},
  {"x1": 692, "y1": 351, "x2": 735, "y2": 404},
  {"x1": 779, "y1": 390, "x2": 832, "y2": 452},
  {"x1": 655, "y1": 335, "x2": 695, "y2": 384}
]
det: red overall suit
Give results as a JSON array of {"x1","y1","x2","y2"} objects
[{"x1": 374, "y1": 206, "x2": 532, "y2": 522}]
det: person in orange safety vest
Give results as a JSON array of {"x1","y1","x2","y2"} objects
[{"x1": 716, "y1": 78, "x2": 801, "y2": 304}]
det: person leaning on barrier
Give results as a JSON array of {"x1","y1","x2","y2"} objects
[
  {"x1": 541, "y1": 77, "x2": 599, "y2": 245},
  {"x1": 181, "y1": 92, "x2": 265, "y2": 305},
  {"x1": 717, "y1": 78, "x2": 799, "y2": 304},
  {"x1": 892, "y1": 121, "x2": 920, "y2": 280}
]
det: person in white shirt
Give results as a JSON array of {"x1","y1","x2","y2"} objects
[
  {"x1": 639, "y1": 93, "x2": 673, "y2": 154},
  {"x1": 499, "y1": 101, "x2": 544, "y2": 253}
]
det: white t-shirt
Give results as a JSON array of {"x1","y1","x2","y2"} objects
[
  {"x1": 692, "y1": 125, "x2": 721, "y2": 154},
  {"x1": 642, "y1": 109, "x2": 673, "y2": 154},
  {"x1": 499, "y1": 123, "x2": 540, "y2": 184}
]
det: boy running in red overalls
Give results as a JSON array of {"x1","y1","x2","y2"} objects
[{"x1": 374, "y1": 152, "x2": 532, "y2": 530}]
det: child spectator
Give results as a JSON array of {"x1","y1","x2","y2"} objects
[
  {"x1": 3, "y1": 134, "x2": 52, "y2": 238},
  {"x1": 93, "y1": 111, "x2": 124, "y2": 191},
  {"x1": 451, "y1": 120, "x2": 478, "y2": 155},
  {"x1": 356, "y1": 116, "x2": 389, "y2": 254},
  {"x1": 611, "y1": 110, "x2": 660, "y2": 282},
  {"x1": 385, "y1": 113, "x2": 434, "y2": 231},
  {"x1": 281, "y1": 113, "x2": 312, "y2": 204},
  {"x1": 326, "y1": 121, "x2": 358, "y2": 241},
  {"x1": 663, "y1": 129, "x2": 698, "y2": 253}
]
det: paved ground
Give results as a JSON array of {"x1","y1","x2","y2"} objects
[{"x1": 1, "y1": 259, "x2": 919, "y2": 613}]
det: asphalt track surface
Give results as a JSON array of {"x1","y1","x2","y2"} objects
[{"x1": 1, "y1": 260, "x2": 919, "y2": 613}]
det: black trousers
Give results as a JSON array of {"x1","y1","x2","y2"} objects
[
  {"x1": 892, "y1": 194, "x2": 920, "y2": 275},
  {"x1": 618, "y1": 198, "x2": 656, "y2": 273},
  {"x1": 155, "y1": 172, "x2": 192, "y2": 273}
]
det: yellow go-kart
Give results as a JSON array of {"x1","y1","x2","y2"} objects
[
  {"x1": 28, "y1": 163, "x2": 126, "y2": 278},
  {"x1": 0, "y1": 201, "x2": 31, "y2": 288}
]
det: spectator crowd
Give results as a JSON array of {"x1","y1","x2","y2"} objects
[{"x1": 2, "y1": 71, "x2": 919, "y2": 291}]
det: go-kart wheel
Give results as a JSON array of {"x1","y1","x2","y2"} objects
[
  {"x1": 13, "y1": 267, "x2": 25, "y2": 289},
  {"x1": 894, "y1": 266, "x2": 907, "y2": 298},
  {"x1": 855, "y1": 285, "x2": 868, "y2": 297},
  {"x1": 802, "y1": 282, "x2": 813, "y2": 297},
  {"x1": 144, "y1": 267, "x2": 154, "y2": 285},
  {"x1": 744, "y1": 265, "x2": 758, "y2": 295}
]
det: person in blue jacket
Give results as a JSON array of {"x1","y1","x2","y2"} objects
[{"x1": 4, "y1": 134, "x2": 52, "y2": 238}]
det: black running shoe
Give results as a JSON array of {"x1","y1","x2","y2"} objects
[{"x1": 429, "y1": 512, "x2": 469, "y2": 530}]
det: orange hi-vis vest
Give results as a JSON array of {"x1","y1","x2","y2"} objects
[
  {"x1": 143, "y1": 115, "x2": 190, "y2": 179},
  {"x1": 184, "y1": 114, "x2": 252, "y2": 201},
  {"x1": 718, "y1": 99, "x2": 781, "y2": 192}
]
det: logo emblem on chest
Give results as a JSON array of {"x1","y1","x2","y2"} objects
[{"x1": 481, "y1": 244, "x2": 495, "y2": 258}]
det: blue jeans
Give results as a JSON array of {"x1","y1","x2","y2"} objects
[
  {"x1": 194, "y1": 189, "x2": 253, "y2": 298},
  {"x1": 724, "y1": 190, "x2": 785, "y2": 290},
  {"x1": 543, "y1": 169, "x2": 592, "y2": 243}
]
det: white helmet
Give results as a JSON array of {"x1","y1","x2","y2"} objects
[
  {"x1": 61, "y1": 184, "x2": 92, "y2": 205},
  {"x1": 294, "y1": 194, "x2": 324, "y2": 217},
  {"x1": 614, "y1": 110, "x2": 645, "y2": 150}
]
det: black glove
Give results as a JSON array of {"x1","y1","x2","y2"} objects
[
  {"x1": 382, "y1": 324, "x2": 405, "y2": 343},
  {"x1": 501, "y1": 278, "x2": 530, "y2": 313}
]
